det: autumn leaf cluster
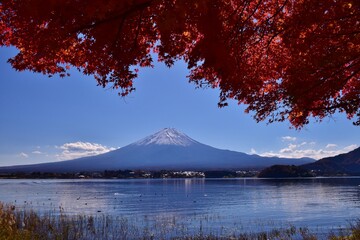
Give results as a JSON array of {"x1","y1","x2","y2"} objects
[{"x1": 0, "y1": 0, "x2": 359, "y2": 127}]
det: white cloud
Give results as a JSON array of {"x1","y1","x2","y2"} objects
[
  {"x1": 56, "y1": 142, "x2": 116, "y2": 160},
  {"x1": 19, "y1": 152, "x2": 28, "y2": 158},
  {"x1": 344, "y1": 144, "x2": 358, "y2": 151},
  {"x1": 259, "y1": 143, "x2": 358, "y2": 160},
  {"x1": 32, "y1": 150, "x2": 42, "y2": 154},
  {"x1": 282, "y1": 136, "x2": 297, "y2": 142},
  {"x1": 325, "y1": 144, "x2": 337, "y2": 149},
  {"x1": 250, "y1": 148, "x2": 257, "y2": 154}
]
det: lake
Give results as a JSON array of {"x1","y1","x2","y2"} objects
[{"x1": 0, "y1": 177, "x2": 359, "y2": 236}]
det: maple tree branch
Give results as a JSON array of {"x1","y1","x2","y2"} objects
[
  {"x1": 265, "y1": 0, "x2": 289, "y2": 25},
  {"x1": 242, "y1": 0, "x2": 263, "y2": 25},
  {"x1": 298, "y1": 67, "x2": 360, "y2": 111},
  {"x1": 306, "y1": 97, "x2": 360, "y2": 113},
  {"x1": 131, "y1": 10, "x2": 144, "y2": 51},
  {"x1": 73, "y1": 0, "x2": 154, "y2": 33},
  {"x1": 256, "y1": 0, "x2": 289, "y2": 46},
  {"x1": 230, "y1": 0, "x2": 289, "y2": 54},
  {"x1": 324, "y1": 13, "x2": 360, "y2": 23},
  {"x1": 296, "y1": 58, "x2": 360, "y2": 96},
  {"x1": 227, "y1": 0, "x2": 250, "y2": 23},
  {"x1": 109, "y1": 14, "x2": 127, "y2": 52},
  {"x1": 315, "y1": 31, "x2": 360, "y2": 38},
  {"x1": 265, "y1": 26, "x2": 287, "y2": 49},
  {"x1": 229, "y1": 0, "x2": 262, "y2": 41}
]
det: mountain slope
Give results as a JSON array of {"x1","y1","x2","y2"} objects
[
  {"x1": 0, "y1": 128, "x2": 314, "y2": 172},
  {"x1": 302, "y1": 147, "x2": 360, "y2": 175}
]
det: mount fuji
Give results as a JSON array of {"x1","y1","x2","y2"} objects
[{"x1": 0, "y1": 128, "x2": 314, "y2": 172}]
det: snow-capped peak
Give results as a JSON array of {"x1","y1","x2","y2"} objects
[{"x1": 133, "y1": 128, "x2": 198, "y2": 146}]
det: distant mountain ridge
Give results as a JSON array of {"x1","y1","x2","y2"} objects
[
  {"x1": 302, "y1": 147, "x2": 360, "y2": 175},
  {"x1": 258, "y1": 146, "x2": 360, "y2": 177},
  {"x1": 0, "y1": 128, "x2": 315, "y2": 173}
]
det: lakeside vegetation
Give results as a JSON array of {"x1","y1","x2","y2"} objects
[
  {"x1": 257, "y1": 165, "x2": 316, "y2": 178},
  {"x1": 0, "y1": 202, "x2": 359, "y2": 240}
]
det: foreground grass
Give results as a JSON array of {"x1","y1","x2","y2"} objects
[{"x1": 0, "y1": 203, "x2": 359, "y2": 240}]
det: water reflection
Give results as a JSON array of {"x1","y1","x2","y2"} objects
[{"x1": 0, "y1": 178, "x2": 359, "y2": 230}]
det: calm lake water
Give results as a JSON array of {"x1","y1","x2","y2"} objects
[{"x1": 0, "y1": 178, "x2": 359, "y2": 235}]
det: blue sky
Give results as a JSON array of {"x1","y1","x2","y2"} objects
[{"x1": 0, "y1": 46, "x2": 359, "y2": 166}]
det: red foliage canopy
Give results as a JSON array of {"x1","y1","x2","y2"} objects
[{"x1": 0, "y1": 0, "x2": 359, "y2": 127}]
